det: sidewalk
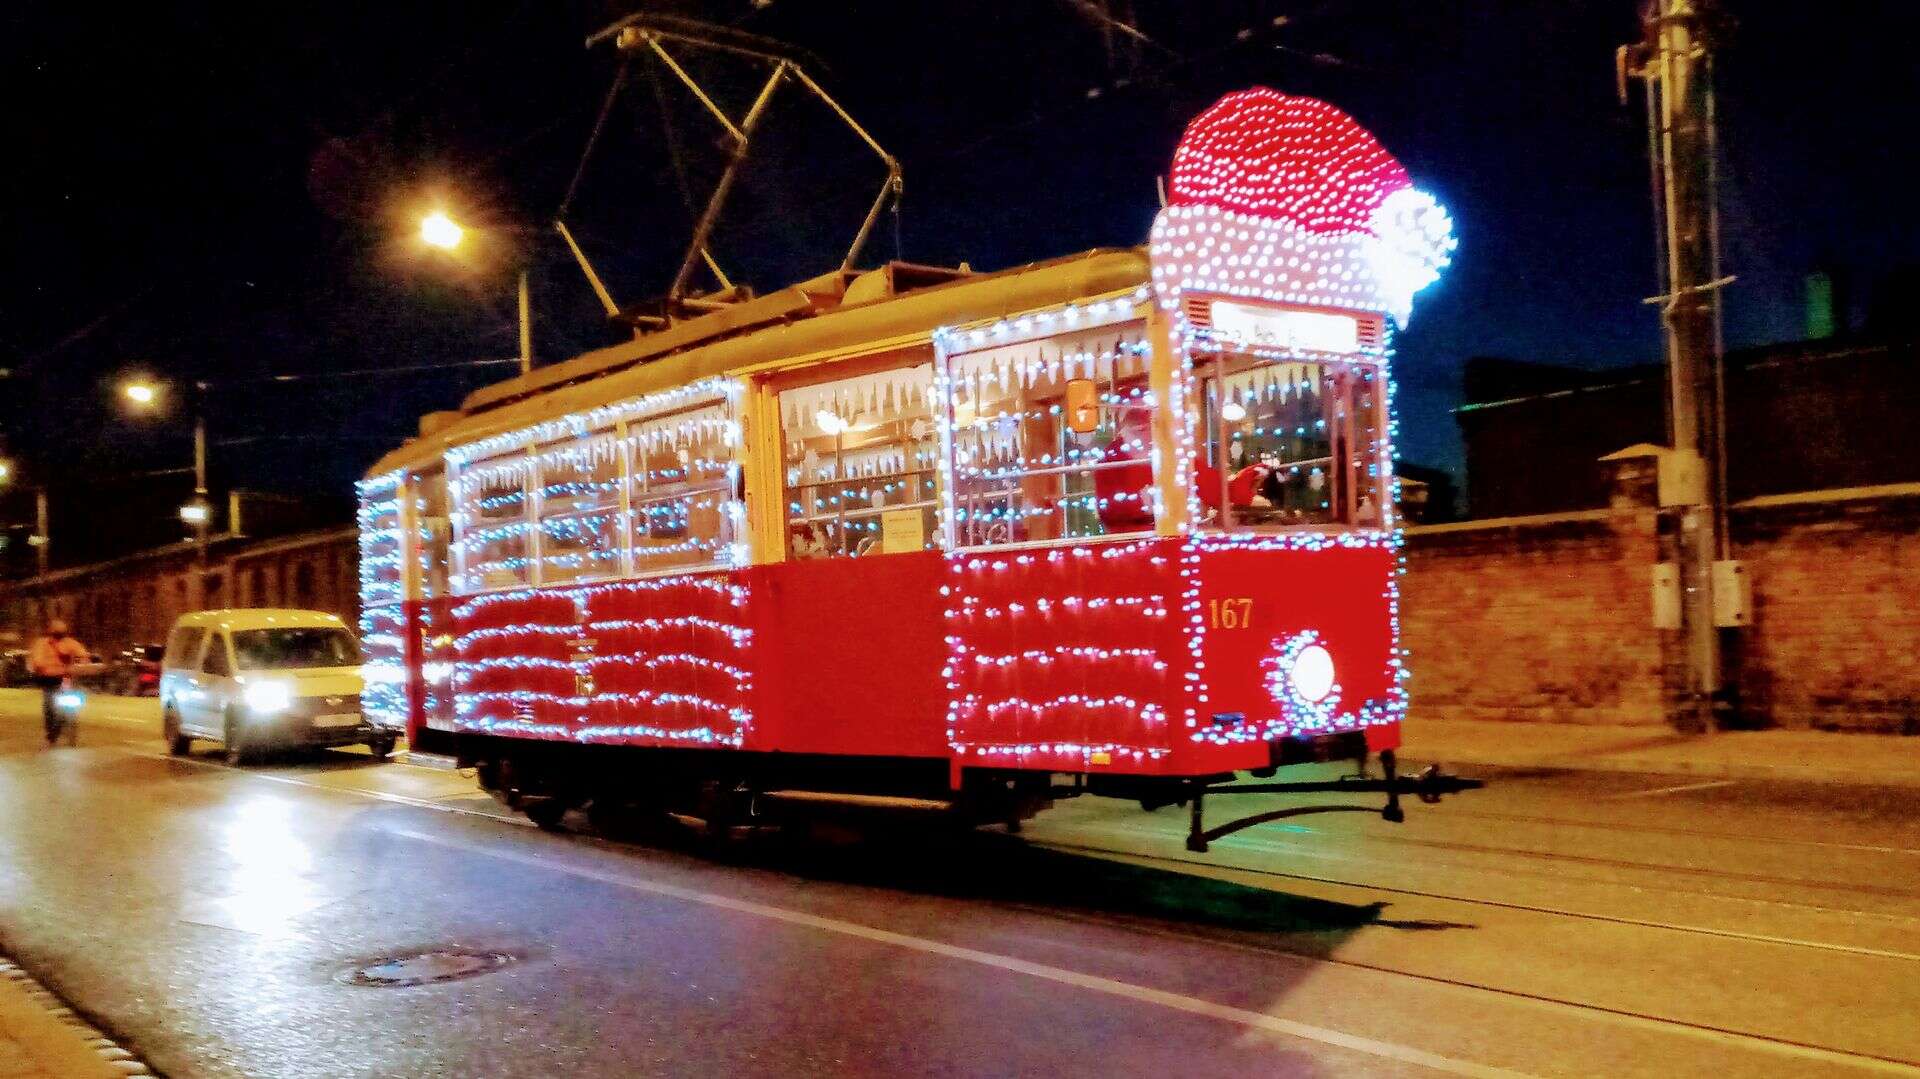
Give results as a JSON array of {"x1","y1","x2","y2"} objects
[
  {"x1": 1404, "y1": 716, "x2": 1920, "y2": 789},
  {"x1": 0, "y1": 960, "x2": 149, "y2": 1079}
]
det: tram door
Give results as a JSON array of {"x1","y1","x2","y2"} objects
[{"x1": 411, "y1": 468, "x2": 459, "y2": 735}]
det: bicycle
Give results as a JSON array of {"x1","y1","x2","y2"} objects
[
  {"x1": 43, "y1": 681, "x2": 83, "y2": 746},
  {"x1": 41, "y1": 664, "x2": 102, "y2": 747}
]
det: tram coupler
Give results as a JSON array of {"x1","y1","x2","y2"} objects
[{"x1": 1182, "y1": 752, "x2": 1485, "y2": 853}]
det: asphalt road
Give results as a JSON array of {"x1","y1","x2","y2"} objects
[{"x1": 1, "y1": 688, "x2": 1917, "y2": 1078}]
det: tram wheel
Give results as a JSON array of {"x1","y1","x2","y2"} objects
[{"x1": 525, "y1": 799, "x2": 569, "y2": 832}]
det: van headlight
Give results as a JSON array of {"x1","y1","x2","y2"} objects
[{"x1": 243, "y1": 681, "x2": 293, "y2": 714}]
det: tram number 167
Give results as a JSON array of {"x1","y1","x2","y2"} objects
[{"x1": 1208, "y1": 598, "x2": 1254, "y2": 630}]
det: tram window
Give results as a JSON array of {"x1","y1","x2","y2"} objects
[
  {"x1": 946, "y1": 322, "x2": 1156, "y2": 548},
  {"x1": 357, "y1": 487, "x2": 405, "y2": 606},
  {"x1": 779, "y1": 362, "x2": 939, "y2": 559},
  {"x1": 459, "y1": 452, "x2": 533, "y2": 590},
  {"x1": 624, "y1": 403, "x2": 735, "y2": 574},
  {"x1": 534, "y1": 431, "x2": 623, "y2": 585},
  {"x1": 1194, "y1": 353, "x2": 1388, "y2": 531}
]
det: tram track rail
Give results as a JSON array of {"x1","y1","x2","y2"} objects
[
  {"x1": 1075, "y1": 795, "x2": 1920, "y2": 908},
  {"x1": 1426, "y1": 806, "x2": 1920, "y2": 859},
  {"x1": 1030, "y1": 836, "x2": 1920, "y2": 963},
  {"x1": 1004, "y1": 894, "x2": 1920, "y2": 1076},
  {"x1": 1329, "y1": 826, "x2": 1920, "y2": 901}
]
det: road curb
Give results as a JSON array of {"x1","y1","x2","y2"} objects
[
  {"x1": 0, "y1": 959, "x2": 152, "y2": 1078},
  {"x1": 1401, "y1": 750, "x2": 1920, "y2": 790},
  {"x1": 394, "y1": 749, "x2": 460, "y2": 771}
]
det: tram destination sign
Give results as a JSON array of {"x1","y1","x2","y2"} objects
[{"x1": 1208, "y1": 300, "x2": 1361, "y2": 355}]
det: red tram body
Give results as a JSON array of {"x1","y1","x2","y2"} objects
[{"x1": 358, "y1": 90, "x2": 1462, "y2": 839}]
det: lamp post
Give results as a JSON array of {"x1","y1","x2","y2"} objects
[
  {"x1": 419, "y1": 210, "x2": 534, "y2": 376},
  {"x1": 0, "y1": 461, "x2": 50, "y2": 578},
  {"x1": 120, "y1": 377, "x2": 212, "y2": 608}
]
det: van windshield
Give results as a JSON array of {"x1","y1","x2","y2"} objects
[{"x1": 231, "y1": 628, "x2": 361, "y2": 671}]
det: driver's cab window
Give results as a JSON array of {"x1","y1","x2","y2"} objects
[
  {"x1": 1194, "y1": 350, "x2": 1388, "y2": 530},
  {"x1": 778, "y1": 355, "x2": 940, "y2": 559},
  {"x1": 201, "y1": 633, "x2": 231, "y2": 678}
]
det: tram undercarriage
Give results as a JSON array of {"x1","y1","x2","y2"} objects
[{"x1": 456, "y1": 730, "x2": 1480, "y2": 850}]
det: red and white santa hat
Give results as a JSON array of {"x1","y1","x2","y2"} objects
[{"x1": 1152, "y1": 89, "x2": 1454, "y2": 325}]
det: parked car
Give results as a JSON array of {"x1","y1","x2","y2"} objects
[
  {"x1": 111, "y1": 644, "x2": 166, "y2": 696},
  {"x1": 0, "y1": 649, "x2": 27, "y2": 687},
  {"x1": 158, "y1": 609, "x2": 393, "y2": 765}
]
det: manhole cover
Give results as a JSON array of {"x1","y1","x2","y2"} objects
[{"x1": 340, "y1": 949, "x2": 515, "y2": 988}]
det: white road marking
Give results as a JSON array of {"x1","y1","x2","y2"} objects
[
  {"x1": 128, "y1": 748, "x2": 531, "y2": 827},
  {"x1": 388, "y1": 826, "x2": 1920, "y2": 1076},
  {"x1": 1604, "y1": 780, "x2": 1738, "y2": 800},
  {"x1": 390, "y1": 825, "x2": 1537, "y2": 1079}
]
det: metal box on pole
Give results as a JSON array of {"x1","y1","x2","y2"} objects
[{"x1": 1711, "y1": 559, "x2": 1751, "y2": 627}]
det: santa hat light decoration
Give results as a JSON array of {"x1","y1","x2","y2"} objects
[{"x1": 1153, "y1": 88, "x2": 1456, "y2": 325}]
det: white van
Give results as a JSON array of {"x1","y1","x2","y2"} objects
[{"x1": 159, "y1": 609, "x2": 395, "y2": 765}]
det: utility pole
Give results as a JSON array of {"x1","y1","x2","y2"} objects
[
  {"x1": 1623, "y1": 0, "x2": 1733, "y2": 733},
  {"x1": 518, "y1": 270, "x2": 533, "y2": 376},
  {"x1": 32, "y1": 488, "x2": 49, "y2": 578},
  {"x1": 191, "y1": 387, "x2": 210, "y2": 609}
]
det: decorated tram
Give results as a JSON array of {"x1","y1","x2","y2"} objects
[{"x1": 357, "y1": 90, "x2": 1472, "y2": 849}]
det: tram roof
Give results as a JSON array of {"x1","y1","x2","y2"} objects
[{"x1": 366, "y1": 247, "x2": 1149, "y2": 479}]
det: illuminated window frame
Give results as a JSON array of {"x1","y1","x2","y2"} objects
[
  {"x1": 445, "y1": 378, "x2": 745, "y2": 597},
  {"x1": 1182, "y1": 297, "x2": 1394, "y2": 535},
  {"x1": 775, "y1": 355, "x2": 941, "y2": 560},
  {"x1": 932, "y1": 287, "x2": 1158, "y2": 553}
]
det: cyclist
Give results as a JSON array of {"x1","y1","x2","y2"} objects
[{"x1": 27, "y1": 619, "x2": 89, "y2": 743}]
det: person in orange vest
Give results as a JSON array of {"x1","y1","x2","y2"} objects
[{"x1": 27, "y1": 619, "x2": 89, "y2": 742}]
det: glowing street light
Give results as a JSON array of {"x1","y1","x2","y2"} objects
[
  {"x1": 121, "y1": 379, "x2": 160, "y2": 407},
  {"x1": 116, "y1": 374, "x2": 214, "y2": 604},
  {"x1": 420, "y1": 211, "x2": 464, "y2": 251},
  {"x1": 0, "y1": 459, "x2": 11, "y2": 485},
  {"x1": 413, "y1": 205, "x2": 535, "y2": 375}
]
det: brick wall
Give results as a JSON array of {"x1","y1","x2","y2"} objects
[
  {"x1": 0, "y1": 529, "x2": 357, "y2": 656},
  {"x1": 1731, "y1": 492, "x2": 1920, "y2": 733},
  {"x1": 1403, "y1": 508, "x2": 1668, "y2": 726},
  {"x1": 1403, "y1": 481, "x2": 1920, "y2": 733},
  {"x1": 10, "y1": 489, "x2": 1919, "y2": 733}
]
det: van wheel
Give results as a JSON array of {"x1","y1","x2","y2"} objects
[
  {"x1": 163, "y1": 709, "x2": 191, "y2": 757},
  {"x1": 224, "y1": 714, "x2": 256, "y2": 767},
  {"x1": 367, "y1": 737, "x2": 395, "y2": 761}
]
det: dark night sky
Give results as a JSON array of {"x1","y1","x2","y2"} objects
[{"x1": 3, "y1": 1, "x2": 1917, "y2": 564}]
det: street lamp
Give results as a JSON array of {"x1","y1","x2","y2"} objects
[
  {"x1": 0, "y1": 459, "x2": 51, "y2": 578},
  {"x1": 420, "y1": 211, "x2": 464, "y2": 251},
  {"x1": 119, "y1": 375, "x2": 213, "y2": 608},
  {"x1": 415, "y1": 209, "x2": 532, "y2": 376}
]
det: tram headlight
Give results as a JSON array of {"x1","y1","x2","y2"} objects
[{"x1": 1291, "y1": 644, "x2": 1336, "y2": 703}]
